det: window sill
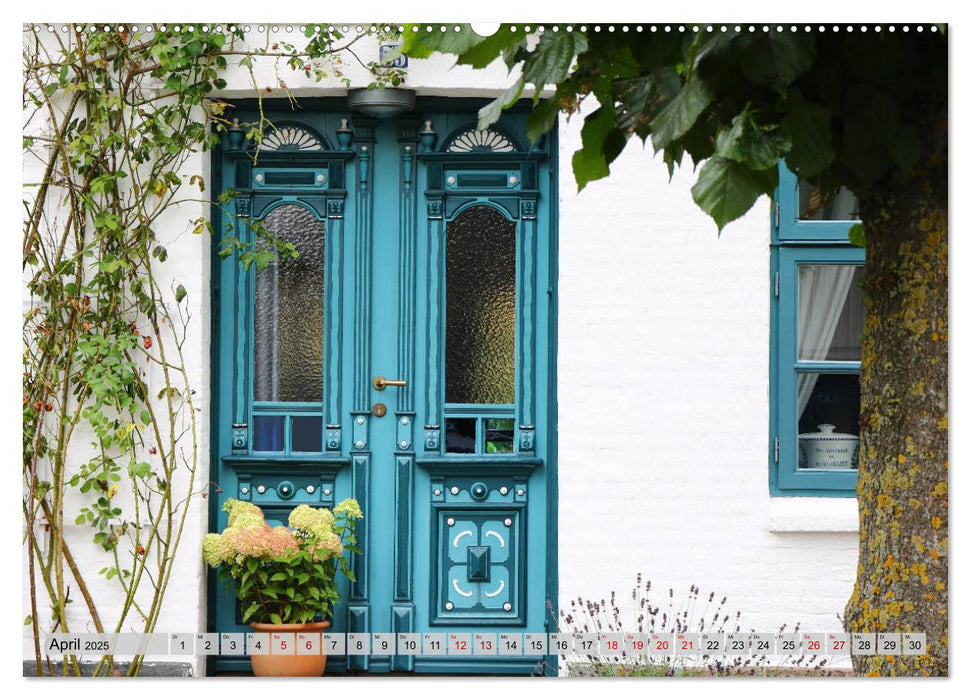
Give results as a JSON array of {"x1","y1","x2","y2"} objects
[{"x1": 768, "y1": 497, "x2": 860, "y2": 533}]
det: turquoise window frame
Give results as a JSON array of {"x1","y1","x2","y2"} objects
[{"x1": 770, "y1": 165, "x2": 863, "y2": 496}]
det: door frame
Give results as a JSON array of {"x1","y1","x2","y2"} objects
[{"x1": 206, "y1": 97, "x2": 559, "y2": 676}]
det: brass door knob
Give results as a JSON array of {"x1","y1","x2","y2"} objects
[{"x1": 372, "y1": 375, "x2": 407, "y2": 391}]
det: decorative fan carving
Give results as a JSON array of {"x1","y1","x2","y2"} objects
[
  {"x1": 261, "y1": 125, "x2": 325, "y2": 152},
  {"x1": 445, "y1": 128, "x2": 517, "y2": 153}
]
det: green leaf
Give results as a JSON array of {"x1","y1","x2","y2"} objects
[
  {"x1": 456, "y1": 27, "x2": 525, "y2": 69},
  {"x1": 843, "y1": 85, "x2": 898, "y2": 186},
  {"x1": 843, "y1": 33, "x2": 899, "y2": 86},
  {"x1": 781, "y1": 99, "x2": 834, "y2": 178},
  {"x1": 270, "y1": 572, "x2": 288, "y2": 581},
  {"x1": 242, "y1": 603, "x2": 260, "y2": 621},
  {"x1": 175, "y1": 284, "x2": 187, "y2": 303},
  {"x1": 691, "y1": 156, "x2": 771, "y2": 232},
  {"x1": 477, "y1": 77, "x2": 525, "y2": 130},
  {"x1": 526, "y1": 99, "x2": 559, "y2": 144},
  {"x1": 128, "y1": 462, "x2": 152, "y2": 479},
  {"x1": 24, "y1": 615, "x2": 32, "y2": 626},
  {"x1": 500, "y1": 38, "x2": 528, "y2": 72},
  {"x1": 649, "y1": 78, "x2": 713, "y2": 152},
  {"x1": 269, "y1": 613, "x2": 283, "y2": 625},
  {"x1": 253, "y1": 251, "x2": 275, "y2": 271},
  {"x1": 739, "y1": 32, "x2": 815, "y2": 91},
  {"x1": 572, "y1": 107, "x2": 615, "y2": 191},
  {"x1": 691, "y1": 31, "x2": 741, "y2": 73},
  {"x1": 613, "y1": 75, "x2": 655, "y2": 136},
  {"x1": 848, "y1": 223, "x2": 866, "y2": 248},
  {"x1": 400, "y1": 25, "x2": 484, "y2": 60},
  {"x1": 523, "y1": 31, "x2": 588, "y2": 87},
  {"x1": 715, "y1": 112, "x2": 791, "y2": 171},
  {"x1": 889, "y1": 125, "x2": 921, "y2": 172}
]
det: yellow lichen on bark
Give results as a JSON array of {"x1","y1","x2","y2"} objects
[{"x1": 844, "y1": 132, "x2": 947, "y2": 676}]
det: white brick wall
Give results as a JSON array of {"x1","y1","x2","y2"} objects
[{"x1": 23, "y1": 31, "x2": 859, "y2": 675}]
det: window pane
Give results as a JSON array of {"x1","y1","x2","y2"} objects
[
  {"x1": 291, "y1": 415, "x2": 322, "y2": 452},
  {"x1": 798, "y1": 180, "x2": 860, "y2": 220},
  {"x1": 485, "y1": 418, "x2": 514, "y2": 454},
  {"x1": 253, "y1": 204, "x2": 325, "y2": 402},
  {"x1": 445, "y1": 417, "x2": 476, "y2": 454},
  {"x1": 797, "y1": 373, "x2": 860, "y2": 470},
  {"x1": 253, "y1": 415, "x2": 285, "y2": 452},
  {"x1": 445, "y1": 205, "x2": 516, "y2": 404},
  {"x1": 798, "y1": 265, "x2": 864, "y2": 361}
]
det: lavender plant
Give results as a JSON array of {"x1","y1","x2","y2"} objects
[{"x1": 536, "y1": 573, "x2": 837, "y2": 677}]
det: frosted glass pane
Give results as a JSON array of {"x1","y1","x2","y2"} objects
[
  {"x1": 445, "y1": 206, "x2": 516, "y2": 404},
  {"x1": 253, "y1": 204, "x2": 325, "y2": 402}
]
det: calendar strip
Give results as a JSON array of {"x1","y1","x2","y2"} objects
[{"x1": 42, "y1": 631, "x2": 926, "y2": 657}]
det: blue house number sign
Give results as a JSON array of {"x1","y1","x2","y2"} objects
[{"x1": 380, "y1": 44, "x2": 408, "y2": 68}]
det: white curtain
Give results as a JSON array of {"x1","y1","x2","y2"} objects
[
  {"x1": 797, "y1": 266, "x2": 857, "y2": 418},
  {"x1": 826, "y1": 189, "x2": 859, "y2": 220}
]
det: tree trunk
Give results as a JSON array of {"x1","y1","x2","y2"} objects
[{"x1": 844, "y1": 115, "x2": 948, "y2": 676}]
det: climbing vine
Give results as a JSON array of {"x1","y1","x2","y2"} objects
[{"x1": 22, "y1": 22, "x2": 402, "y2": 676}]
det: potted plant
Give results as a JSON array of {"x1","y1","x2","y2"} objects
[{"x1": 203, "y1": 497, "x2": 362, "y2": 676}]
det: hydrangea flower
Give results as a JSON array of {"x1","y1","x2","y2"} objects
[
  {"x1": 223, "y1": 499, "x2": 266, "y2": 529},
  {"x1": 266, "y1": 526, "x2": 299, "y2": 557},
  {"x1": 313, "y1": 531, "x2": 344, "y2": 559},
  {"x1": 334, "y1": 498, "x2": 363, "y2": 519},
  {"x1": 319, "y1": 508, "x2": 336, "y2": 529},
  {"x1": 288, "y1": 504, "x2": 334, "y2": 532},
  {"x1": 232, "y1": 526, "x2": 273, "y2": 558},
  {"x1": 231, "y1": 511, "x2": 267, "y2": 530},
  {"x1": 202, "y1": 532, "x2": 236, "y2": 567}
]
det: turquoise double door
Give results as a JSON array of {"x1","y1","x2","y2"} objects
[{"x1": 210, "y1": 98, "x2": 557, "y2": 674}]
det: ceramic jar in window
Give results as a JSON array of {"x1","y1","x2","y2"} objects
[{"x1": 798, "y1": 424, "x2": 859, "y2": 470}]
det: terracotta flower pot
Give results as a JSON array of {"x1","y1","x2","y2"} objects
[{"x1": 249, "y1": 620, "x2": 330, "y2": 677}]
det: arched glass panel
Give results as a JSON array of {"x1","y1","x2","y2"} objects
[
  {"x1": 445, "y1": 205, "x2": 516, "y2": 404},
  {"x1": 253, "y1": 204, "x2": 325, "y2": 402}
]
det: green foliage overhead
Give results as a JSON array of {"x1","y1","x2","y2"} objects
[{"x1": 402, "y1": 25, "x2": 946, "y2": 231}]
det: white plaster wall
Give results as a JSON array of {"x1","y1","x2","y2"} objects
[
  {"x1": 555, "y1": 111, "x2": 860, "y2": 661},
  {"x1": 23, "y1": 27, "x2": 860, "y2": 675}
]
